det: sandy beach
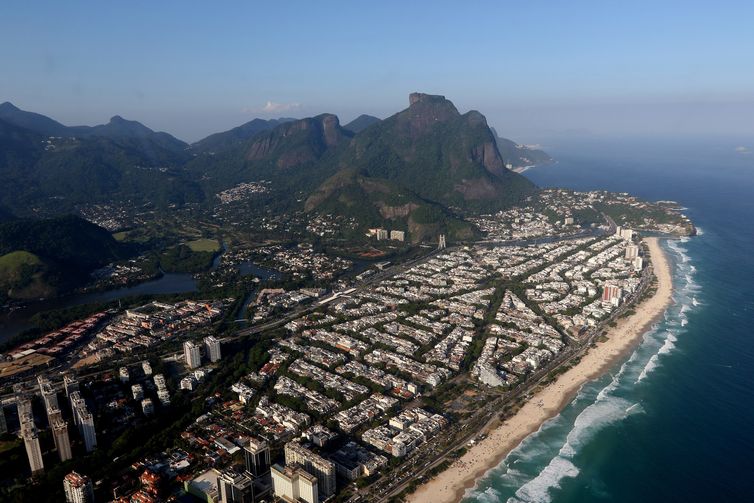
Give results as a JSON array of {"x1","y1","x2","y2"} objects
[{"x1": 408, "y1": 237, "x2": 673, "y2": 503}]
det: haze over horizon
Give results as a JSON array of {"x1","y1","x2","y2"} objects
[{"x1": 2, "y1": 1, "x2": 753, "y2": 143}]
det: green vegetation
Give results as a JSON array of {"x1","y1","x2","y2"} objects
[
  {"x1": 157, "y1": 245, "x2": 215, "y2": 273},
  {"x1": 0, "y1": 250, "x2": 52, "y2": 300},
  {"x1": 185, "y1": 238, "x2": 221, "y2": 252},
  {"x1": 0, "y1": 216, "x2": 126, "y2": 300}
]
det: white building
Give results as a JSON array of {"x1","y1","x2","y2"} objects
[
  {"x1": 142, "y1": 361, "x2": 153, "y2": 376},
  {"x1": 284, "y1": 441, "x2": 336, "y2": 499},
  {"x1": 271, "y1": 464, "x2": 318, "y2": 503},
  {"x1": 184, "y1": 341, "x2": 202, "y2": 369},
  {"x1": 21, "y1": 418, "x2": 44, "y2": 475},
  {"x1": 63, "y1": 471, "x2": 95, "y2": 503},
  {"x1": 53, "y1": 419, "x2": 73, "y2": 462},
  {"x1": 70, "y1": 391, "x2": 97, "y2": 452},
  {"x1": 625, "y1": 244, "x2": 639, "y2": 259},
  {"x1": 633, "y1": 256, "x2": 644, "y2": 272},
  {"x1": 204, "y1": 336, "x2": 222, "y2": 363},
  {"x1": 181, "y1": 376, "x2": 197, "y2": 391}
]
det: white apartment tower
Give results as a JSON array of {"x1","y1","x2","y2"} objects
[
  {"x1": 70, "y1": 391, "x2": 97, "y2": 452},
  {"x1": 184, "y1": 340, "x2": 202, "y2": 369},
  {"x1": 284, "y1": 441, "x2": 336, "y2": 500},
  {"x1": 271, "y1": 464, "x2": 318, "y2": 503},
  {"x1": 204, "y1": 336, "x2": 222, "y2": 363},
  {"x1": 625, "y1": 244, "x2": 640, "y2": 260},
  {"x1": 21, "y1": 417, "x2": 44, "y2": 475},
  {"x1": 53, "y1": 419, "x2": 73, "y2": 462}
]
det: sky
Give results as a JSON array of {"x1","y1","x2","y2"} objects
[{"x1": 1, "y1": 1, "x2": 753, "y2": 143}]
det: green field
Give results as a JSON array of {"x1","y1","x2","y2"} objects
[
  {"x1": 185, "y1": 238, "x2": 221, "y2": 252},
  {"x1": 0, "y1": 250, "x2": 42, "y2": 274}
]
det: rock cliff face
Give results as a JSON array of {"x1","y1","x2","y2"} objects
[
  {"x1": 321, "y1": 92, "x2": 536, "y2": 211},
  {"x1": 245, "y1": 114, "x2": 351, "y2": 169}
]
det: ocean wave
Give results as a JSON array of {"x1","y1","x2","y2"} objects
[
  {"x1": 657, "y1": 334, "x2": 676, "y2": 355},
  {"x1": 625, "y1": 402, "x2": 645, "y2": 415},
  {"x1": 561, "y1": 394, "x2": 633, "y2": 455},
  {"x1": 506, "y1": 376, "x2": 634, "y2": 503},
  {"x1": 476, "y1": 485, "x2": 504, "y2": 503},
  {"x1": 507, "y1": 457, "x2": 580, "y2": 503},
  {"x1": 637, "y1": 354, "x2": 660, "y2": 382}
]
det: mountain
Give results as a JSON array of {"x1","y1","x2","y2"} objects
[
  {"x1": 0, "y1": 106, "x2": 200, "y2": 214},
  {"x1": 0, "y1": 117, "x2": 45, "y2": 163},
  {"x1": 0, "y1": 101, "x2": 70, "y2": 136},
  {"x1": 0, "y1": 95, "x2": 540, "y2": 245},
  {"x1": 0, "y1": 215, "x2": 124, "y2": 299},
  {"x1": 71, "y1": 115, "x2": 188, "y2": 153},
  {"x1": 0, "y1": 102, "x2": 188, "y2": 151},
  {"x1": 319, "y1": 93, "x2": 536, "y2": 212},
  {"x1": 490, "y1": 127, "x2": 553, "y2": 169},
  {"x1": 343, "y1": 114, "x2": 381, "y2": 134},
  {"x1": 188, "y1": 114, "x2": 353, "y2": 195},
  {"x1": 0, "y1": 132, "x2": 202, "y2": 214},
  {"x1": 191, "y1": 118, "x2": 294, "y2": 153}
]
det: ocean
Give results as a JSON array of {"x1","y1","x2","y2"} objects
[{"x1": 462, "y1": 136, "x2": 754, "y2": 502}]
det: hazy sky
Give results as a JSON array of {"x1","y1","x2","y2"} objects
[{"x1": 2, "y1": 1, "x2": 753, "y2": 143}]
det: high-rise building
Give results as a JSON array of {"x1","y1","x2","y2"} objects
[
  {"x1": 142, "y1": 361, "x2": 153, "y2": 376},
  {"x1": 184, "y1": 341, "x2": 202, "y2": 369},
  {"x1": 633, "y1": 256, "x2": 644, "y2": 272},
  {"x1": 64, "y1": 471, "x2": 95, "y2": 503},
  {"x1": 53, "y1": 418, "x2": 73, "y2": 462},
  {"x1": 244, "y1": 438, "x2": 271, "y2": 479},
  {"x1": 217, "y1": 468, "x2": 255, "y2": 503},
  {"x1": 271, "y1": 464, "x2": 318, "y2": 503},
  {"x1": 438, "y1": 234, "x2": 446, "y2": 249},
  {"x1": 389, "y1": 230, "x2": 405, "y2": 242},
  {"x1": 153, "y1": 374, "x2": 167, "y2": 391},
  {"x1": 64, "y1": 374, "x2": 80, "y2": 397},
  {"x1": 204, "y1": 336, "x2": 222, "y2": 363},
  {"x1": 616, "y1": 227, "x2": 634, "y2": 241},
  {"x1": 119, "y1": 367, "x2": 130, "y2": 383},
  {"x1": 70, "y1": 391, "x2": 97, "y2": 452},
  {"x1": 284, "y1": 441, "x2": 336, "y2": 500},
  {"x1": 625, "y1": 244, "x2": 639, "y2": 260},
  {"x1": 21, "y1": 415, "x2": 44, "y2": 475},
  {"x1": 157, "y1": 388, "x2": 171, "y2": 406},
  {"x1": 38, "y1": 376, "x2": 59, "y2": 424},
  {"x1": 602, "y1": 284, "x2": 622, "y2": 305}
]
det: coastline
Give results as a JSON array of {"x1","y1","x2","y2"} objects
[{"x1": 408, "y1": 237, "x2": 674, "y2": 503}]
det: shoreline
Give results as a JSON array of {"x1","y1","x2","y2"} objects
[{"x1": 408, "y1": 237, "x2": 674, "y2": 503}]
